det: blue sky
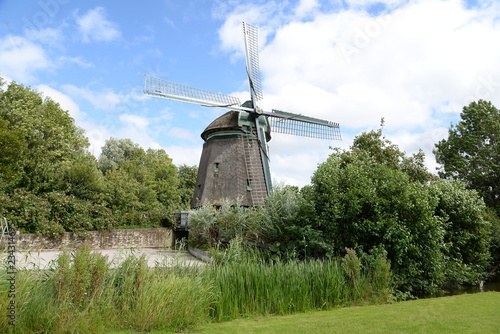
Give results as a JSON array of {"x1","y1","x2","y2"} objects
[{"x1": 1, "y1": 0, "x2": 499, "y2": 186}]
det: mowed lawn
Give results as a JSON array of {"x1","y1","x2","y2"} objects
[{"x1": 151, "y1": 292, "x2": 499, "y2": 334}]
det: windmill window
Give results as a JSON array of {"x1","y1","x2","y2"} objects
[
  {"x1": 246, "y1": 179, "x2": 252, "y2": 191},
  {"x1": 214, "y1": 163, "x2": 220, "y2": 173}
]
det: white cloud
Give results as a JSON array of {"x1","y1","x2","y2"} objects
[
  {"x1": 82, "y1": 123, "x2": 110, "y2": 157},
  {"x1": 76, "y1": 7, "x2": 121, "y2": 43},
  {"x1": 0, "y1": 35, "x2": 51, "y2": 82},
  {"x1": 62, "y1": 84, "x2": 121, "y2": 110},
  {"x1": 217, "y1": 0, "x2": 500, "y2": 185},
  {"x1": 166, "y1": 127, "x2": 196, "y2": 142},
  {"x1": 25, "y1": 27, "x2": 64, "y2": 46},
  {"x1": 295, "y1": 0, "x2": 319, "y2": 19},
  {"x1": 36, "y1": 84, "x2": 82, "y2": 121},
  {"x1": 119, "y1": 114, "x2": 149, "y2": 129},
  {"x1": 162, "y1": 145, "x2": 202, "y2": 166},
  {"x1": 58, "y1": 56, "x2": 93, "y2": 68}
]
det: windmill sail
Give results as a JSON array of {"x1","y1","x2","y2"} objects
[
  {"x1": 267, "y1": 109, "x2": 342, "y2": 140},
  {"x1": 243, "y1": 22, "x2": 263, "y2": 102},
  {"x1": 144, "y1": 74, "x2": 241, "y2": 108}
]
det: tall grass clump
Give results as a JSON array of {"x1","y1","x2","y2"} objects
[
  {"x1": 341, "y1": 248, "x2": 392, "y2": 304},
  {"x1": 205, "y1": 242, "x2": 392, "y2": 322},
  {"x1": 111, "y1": 253, "x2": 212, "y2": 332},
  {"x1": 0, "y1": 245, "x2": 213, "y2": 333}
]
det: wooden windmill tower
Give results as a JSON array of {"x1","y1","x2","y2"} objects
[{"x1": 144, "y1": 22, "x2": 341, "y2": 207}]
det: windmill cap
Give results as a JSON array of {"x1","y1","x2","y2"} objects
[
  {"x1": 201, "y1": 110, "x2": 271, "y2": 142},
  {"x1": 201, "y1": 110, "x2": 241, "y2": 141}
]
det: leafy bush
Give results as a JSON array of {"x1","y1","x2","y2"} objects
[
  {"x1": 257, "y1": 185, "x2": 330, "y2": 259},
  {"x1": 188, "y1": 200, "x2": 263, "y2": 248},
  {"x1": 311, "y1": 149, "x2": 445, "y2": 295},
  {"x1": 429, "y1": 181, "x2": 492, "y2": 286},
  {"x1": 0, "y1": 190, "x2": 115, "y2": 237},
  {"x1": 188, "y1": 204, "x2": 217, "y2": 247}
]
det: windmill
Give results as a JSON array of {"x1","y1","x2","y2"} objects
[{"x1": 144, "y1": 22, "x2": 341, "y2": 208}]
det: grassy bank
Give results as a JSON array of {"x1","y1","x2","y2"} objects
[
  {"x1": 0, "y1": 246, "x2": 391, "y2": 333},
  {"x1": 180, "y1": 292, "x2": 500, "y2": 334}
]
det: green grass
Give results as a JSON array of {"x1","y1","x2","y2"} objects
[{"x1": 162, "y1": 292, "x2": 500, "y2": 334}]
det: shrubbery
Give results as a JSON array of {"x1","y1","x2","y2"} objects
[{"x1": 189, "y1": 130, "x2": 494, "y2": 296}]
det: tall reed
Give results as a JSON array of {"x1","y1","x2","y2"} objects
[
  {"x1": 0, "y1": 246, "x2": 213, "y2": 333},
  {"x1": 205, "y1": 248, "x2": 392, "y2": 321}
]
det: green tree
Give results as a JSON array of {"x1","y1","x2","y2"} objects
[
  {"x1": 99, "y1": 138, "x2": 181, "y2": 226},
  {"x1": 99, "y1": 139, "x2": 181, "y2": 209},
  {"x1": 143, "y1": 148, "x2": 181, "y2": 210},
  {"x1": 352, "y1": 128, "x2": 436, "y2": 183},
  {"x1": 102, "y1": 169, "x2": 153, "y2": 213},
  {"x1": 55, "y1": 153, "x2": 105, "y2": 201},
  {"x1": 311, "y1": 148, "x2": 444, "y2": 294},
  {"x1": 177, "y1": 164, "x2": 198, "y2": 208},
  {"x1": 0, "y1": 80, "x2": 90, "y2": 193},
  {"x1": 434, "y1": 100, "x2": 500, "y2": 213},
  {"x1": 98, "y1": 137, "x2": 145, "y2": 173},
  {"x1": 0, "y1": 119, "x2": 26, "y2": 189},
  {"x1": 429, "y1": 181, "x2": 491, "y2": 286}
]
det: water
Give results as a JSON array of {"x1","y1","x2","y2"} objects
[{"x1": 435, "y1": 274, "x2": 500, "y2": 297}]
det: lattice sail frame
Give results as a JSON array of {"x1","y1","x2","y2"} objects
[
  {"x1": 144, "y1": 74, "x2": 241, "y2": 108},
  {"x1": 243, "y1": 22, "x2": 263, "y2": 102},
  {"x1": 267, "y1": 110, "x2": 341, "y2": 140}
]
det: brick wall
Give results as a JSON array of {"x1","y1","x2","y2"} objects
[{"x1": 13, "y1": 228, "x2": 173, "y2": 250}]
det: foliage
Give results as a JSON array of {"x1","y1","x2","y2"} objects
[
  {"x1": 56, "y1": 153, "x2": 105, "y2": 201},
  {"x1": 98, "y1": 137, "x2": 144, "y2": 173},
  {"x1": 143, "y1": 148, "x2": 181, "y2": 210},
  {"x1": 0, "y1": 190, "x2": 114, "y2": 236},
  {"x1": 0, "y1": 78, "x2": 191, "y2": 235},
  {"x1": 186, "y1": 127, "x2": 494, "y2": 296},
  {"x1": 99, "y1": 138, "x2": 182, "y2": 227},
  {"x1": 178, "y1": 164, "x2": 198, "y2": 208},
  {"x1": 102, "y1": 168, "x2": 157, "y2": 214},
  {"x1": 434, "y1": 100, "x2": 500, "y2": 214},
  {"x1": 298, "y1": 129, "x2": 493, "y2": 294},
  {"x1": 257, "y1": 185, "x2": 330, "y2": 259},
  {"x1": 188, "y1": 200, "x2": 263, "y2": 248},
  {"x1": 484, "y1": 207, "x2": 500, "y2": 269},
  {"x1": 188, "y1": 204, "x2": 217, "y2": 247},
  {"x1": 0, "y1": 119, "x2": 26, "y2": 190},
  {"x1": 352, "y1": 128, "x2": 437, "y2": 183},
  {"x1": 0, "y1": 80, "x2": 90, "y2": 193},
  {"x1": 310, "y1": 148, "x2": 445, "y2": 295},
  {"x1": 429, "y1": 181, "x2": 492, "y2": 287}
]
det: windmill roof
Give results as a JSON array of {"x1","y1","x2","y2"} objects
[
  {"x1": 201, "y1": 110, "x2": 240, "y2": 140},
  {"x1": 201, "y1": 109, "x2": 272, "y2": 142}
]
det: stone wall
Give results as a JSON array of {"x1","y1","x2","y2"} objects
[{"x1": 13, "y1": 228, "x2": 173, "y2": 250}]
